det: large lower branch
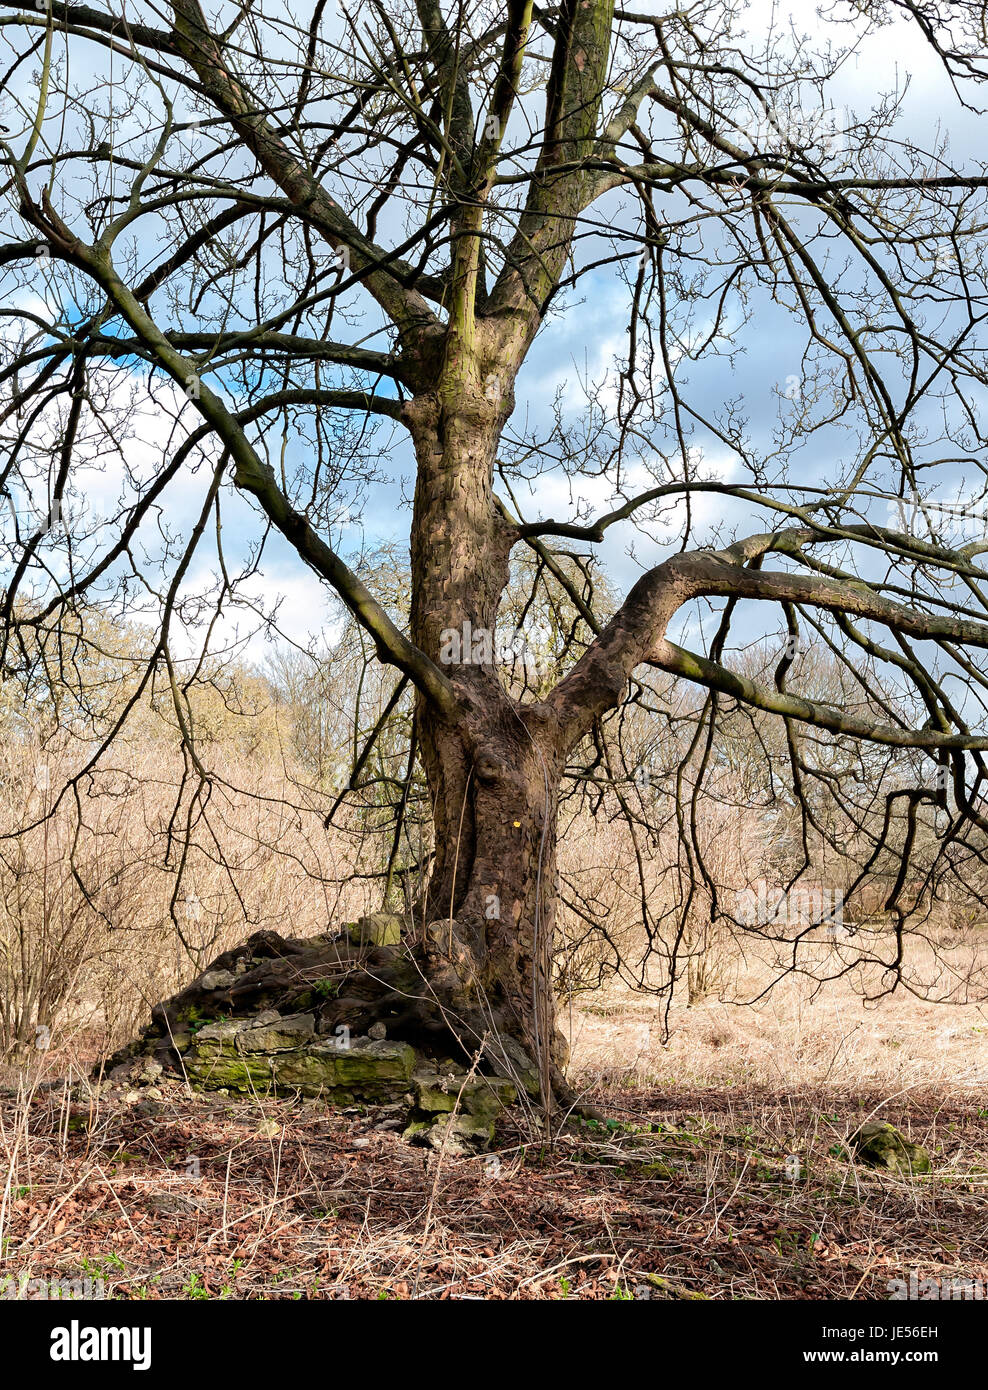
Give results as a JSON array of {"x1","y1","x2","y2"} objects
[
  {"x1": 544, "y1": 536, "x2": 988, "y2": 750},
  {"x1": 653, "y1": 639, "x2": 988, "y2": 750}
]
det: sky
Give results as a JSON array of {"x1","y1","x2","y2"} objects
[{"x1": 1, "y1": 0, "x2": 985, "y2": 675}]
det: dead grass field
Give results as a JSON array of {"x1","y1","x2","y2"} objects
[{"x1": 567, "y1": 965, "x2": 988, "y2": 1098}]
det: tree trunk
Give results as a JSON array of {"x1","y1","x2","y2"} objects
[
  {"x1": 416, "y1": 702, "x2": 569, "y2": 1103},
  {"x1": 401, "y1": 370, "x2": 573, "y2": 1104}
]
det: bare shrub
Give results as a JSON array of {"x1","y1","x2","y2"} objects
[{"x1": 0, "y1": 716, "x2": 378, "y2": 1063}]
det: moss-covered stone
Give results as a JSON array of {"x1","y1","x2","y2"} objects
[
  {"x1": 273, "y1": 1039, "x2": 416, "y2": 1098},
  {"x1": 850, "y1": 1121, "x2": 931, "y2": 1176},
  {"x1": 181, "y1": 1049, "x2": 273, "y2": 1091},
  {"x1": 348, "y1": 912, "x2": 403, "y2": 947},
  {"x1": 422, "y1": 1112, "x2": 495, "y2": 1155},
  {"x1": 107, "y1": 932, "x2": 527, "y2": 1152},
  {"x1": 183, "y1": 1023, "x2": 416, "y2": 1101},
  {"x1": 403, "y1": 1065, "x2": 516, "y2": 1152},
  {"x1": 413, "y1": 1066, "x2": 516, "y2": 1120}
]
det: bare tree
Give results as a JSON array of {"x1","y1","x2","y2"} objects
[{"x1": 4, "y1": 0, "x2": 988, "y2": 1107}]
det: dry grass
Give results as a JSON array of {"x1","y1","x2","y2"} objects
[
  {"x1": 0, "y1": 730, "x2": 381, "y2": 1062},
  {"x1": 565, "y1": 935, "x2": 988, "y2": 1097},
  {"x1": 3, "y1": 948, "x2": 988, "y2": 1301}
]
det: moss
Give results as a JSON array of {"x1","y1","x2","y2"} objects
[
  {"x1": 851, "y1": 1122, "x2": 931, "y2": 1176},
  {"x1": 184, "y1": 1032, "x2": 416, "y2": 1101},
  {"x1": 349, "y1": 913, "x2": 403, "y2": 947},
  {"x1": 182, "y1": 1053, "x2": 270, "y2": 1092},
  {"x1": 638, "y1": 1160, "x2": 677, "y2": 1179},
  {"x1": 414, "y1": 1071, "x2": 516, "y2": 1119},
  {"x1": 643, "y1": 1274, "x2": 710, "y2": 1301}
]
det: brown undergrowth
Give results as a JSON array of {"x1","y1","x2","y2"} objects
[{"x1": 2, "y1": 984, "x2": 986, "y2": 1301}]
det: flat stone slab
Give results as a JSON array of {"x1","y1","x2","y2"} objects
[
  {"x1": 182, "y1": 1017, "x2": 417, "y2": 1102},
  {"x1": 236, "y1": 1013, "x2": 317, "y2": 1052}
]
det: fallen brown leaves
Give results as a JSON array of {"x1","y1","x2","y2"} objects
[{"x1": 2, "y1": 1077, "x2": 987, "y2": 1300}]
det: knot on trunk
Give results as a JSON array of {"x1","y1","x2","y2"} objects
[{"x1": 422, "y1": 917, "x2": 483, "y2": 999}]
